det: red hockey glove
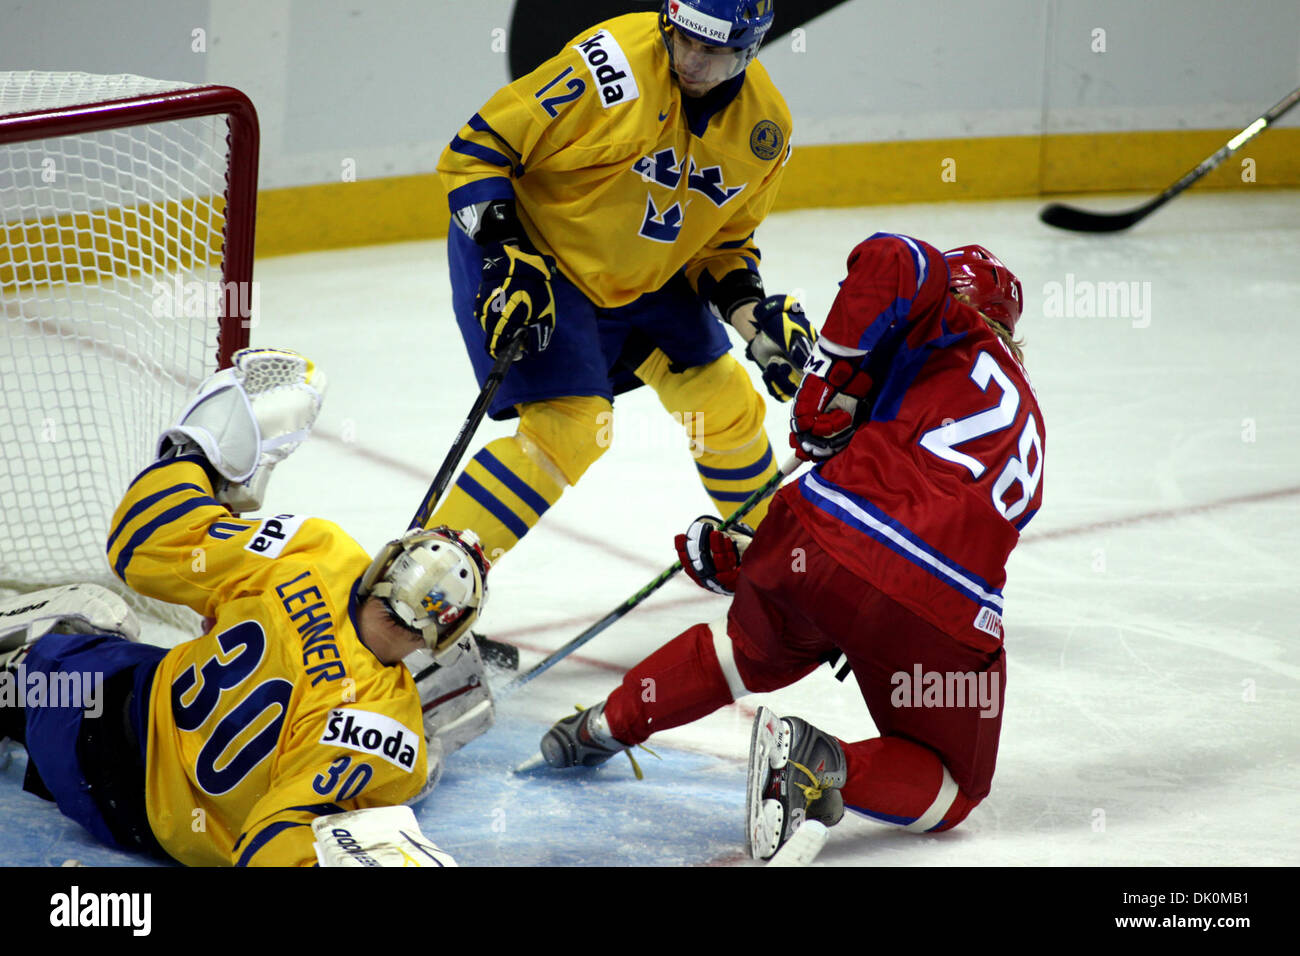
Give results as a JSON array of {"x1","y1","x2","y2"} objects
[
  {"x1": 789, "y1": 346, "x2": 874, "y2": 462},
  {"x1": 475, "y1": 242, "x2": 557, "y2": 359},
  {"x1": 674, "y1": 515, "x2": 755, "y2": 596}
]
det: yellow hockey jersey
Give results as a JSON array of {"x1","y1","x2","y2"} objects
[
  {"x1": 106, "y1": 457, "x2": 426, "y2": 866},
  {"x1": 440, "y1": 12, "x2": 793, "y2": 309}
]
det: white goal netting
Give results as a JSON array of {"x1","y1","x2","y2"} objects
[{"x1": 0, "y1": 72, "x2": 255, "y2": 637}]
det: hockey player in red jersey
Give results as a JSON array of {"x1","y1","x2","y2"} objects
[{"x1": 535, "y1": 233, "x2": 1044, "y2": 860}]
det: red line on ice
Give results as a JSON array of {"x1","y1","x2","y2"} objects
[
  {"x1": 321, "y1": 427, "x2": 1300, "y2": 675},
  {"x1": 314, "y1": 427, "x2": 657, "y2": 570}
]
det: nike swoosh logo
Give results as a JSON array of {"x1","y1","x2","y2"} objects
[{"x1": 659, "y1": 109, "x2": 670, "y2": 121}]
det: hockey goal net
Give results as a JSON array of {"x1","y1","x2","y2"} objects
[{"x1": 0, "y1": 72, "x2": 258, "y2": 635}]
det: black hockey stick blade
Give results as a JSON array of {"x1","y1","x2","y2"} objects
[
  {"x1": 1038, "y1": 197, "x2": 1162, "y2": 233},
  {"x1": 1039, "y1": 84, "x2": 1300, "y2": 234}
]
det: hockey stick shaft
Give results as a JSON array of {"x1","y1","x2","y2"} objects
[
  {"x1": 505, "y1": 453, "x2": 802, "y2": 693},
  {"x1": 1039, "y1": 84, "x2": 1300, "y2": 233},
  {"x1": 409, "y1": 333, "x2": 525, "y2": 530}
]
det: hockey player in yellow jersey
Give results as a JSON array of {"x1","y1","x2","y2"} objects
[
  {"x1": 430, "y1": 0, "x2": 817, "y2": 566},
  {"x1": 0, "y1": 348, "x2": 495, "y2": 867}
]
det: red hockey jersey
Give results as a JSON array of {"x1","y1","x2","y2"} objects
[{"x1": 786, "y1": 233, "x2": 1045, "y2": 652}]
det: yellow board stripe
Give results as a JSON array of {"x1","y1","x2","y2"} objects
[
  {"x1": 251, "y1": 129, "x2": 1298, "y2": 256},
  {"x1": 0, "y1": 197, "x2": 224, "y2": 289},
  {"x1": 6, "y1": 130, "x2": 1295, "y2": 272},
  {"x1": 255, "y1": 173, "x2": 451, "y2": 257}
]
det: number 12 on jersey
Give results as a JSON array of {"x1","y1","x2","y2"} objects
[{"x1": 919, "y1": 350, "x2": 1043, "y2": 524}]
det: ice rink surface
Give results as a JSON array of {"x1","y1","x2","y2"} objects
[{"x1": 4, "y1": 190, "x2": 1298, "y2": 866}]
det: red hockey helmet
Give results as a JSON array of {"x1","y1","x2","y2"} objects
[{"x1": 943, "y1": 245, "x2": 1024, "y2": 332}]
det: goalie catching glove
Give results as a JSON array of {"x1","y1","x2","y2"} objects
[
  {"x1": 158, "y1": 347, "x2": 326, "y2": 511},
  {"x1": 475, "y1": 242, "x2": 557, "y2": 359},
  {"x1": 744, "y1": 294, "x2": 817, "y2": 402},
  {"x1": 675, "y1": 515, "x2": 755, "y2": 597},
  {"x1": 790, "y1": 340, "x2": 874, "y2": 462}
]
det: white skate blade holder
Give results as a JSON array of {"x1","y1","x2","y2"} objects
[{"x1": 766, "y1": 820, "x2": 829, "y2": 867}]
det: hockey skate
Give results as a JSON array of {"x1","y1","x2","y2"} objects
[
  {"x1": 746, "y1": 706, "x2": 847, "y2": 861},
  {"x1": 540, "y1": 702, "x2": 624, "y2": 768},
  {"x1": 533, "y1": 702, "x2": 656, "y2": 779}
]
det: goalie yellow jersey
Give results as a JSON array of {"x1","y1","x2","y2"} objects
[
  {"x1": 106, "y1": 456, "x2": 427, "y2": 867},
  {"x1": 439, "y1": 12, "x2": 792, "y2": 308}
]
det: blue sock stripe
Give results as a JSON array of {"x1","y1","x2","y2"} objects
[
  {"x1": 846, "y1": 803, "x2": 918, "y2": 827},
  {"x1": 694, "y1": 445, "x2": 775, "y2": 481},
  {"x1": 476, "y1": 450, "x2": 552, "y2": 517},
  {"x1": 706, "y1": 487, "x2": 761, "y2": 503},
  {"x1": 456, "y1": 473, "x2": 531, "y2": 540}
]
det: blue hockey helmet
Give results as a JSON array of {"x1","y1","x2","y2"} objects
[{"x1": 660, "y1": 0, "x2": 775, "y2": 92}]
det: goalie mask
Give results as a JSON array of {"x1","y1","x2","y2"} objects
[{"x1": 358, "y1": 527, "x2": 489, "y2": 654}]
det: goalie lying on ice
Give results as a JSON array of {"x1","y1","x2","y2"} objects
[{"x1": 0, "y1": 348, "x2": 490, "y2": 866}]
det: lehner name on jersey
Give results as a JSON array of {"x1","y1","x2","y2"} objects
[{"x1": 575, "y1": 30, "x2": 639, "y2": 107}]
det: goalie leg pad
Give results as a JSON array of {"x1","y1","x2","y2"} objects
[
  {"x1": 312, "y1": 806, "x2": 457, "y2": 867},
  {"x1": 0, "y1": 585, "x2": 140, "y2": 657}
]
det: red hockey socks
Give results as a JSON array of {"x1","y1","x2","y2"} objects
[
  {"x1": 602, "y1": 622, "x2": 735, "y2": 746},
  {"x1": 840, "y1": 736, "x2": 980, "y2": 832}
]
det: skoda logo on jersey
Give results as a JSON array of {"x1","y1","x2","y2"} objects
[
  {"x1": 668, "y1": 0, "x2": 732, "y2": 43},
  {"x1": 750, "y1": 120, "x2": 783, "y2": 161},
  {"x1": 574, "y1": 30, "x2": 640, "y2": 108},
  {"x1": 321, "y1": 707, "x2": 419, "y2": 771},
  {"x1": 244, "y1": 513, "x2": 308, "y2": 558}
]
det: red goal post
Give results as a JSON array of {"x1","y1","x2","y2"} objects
[{"x1": 0, "y1": 72, "x2": 260, "y2": 632}]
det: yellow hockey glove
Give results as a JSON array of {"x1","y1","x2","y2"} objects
[
  {"x1": 475, "y1": 242, "x2": 557, "y2": 359},
  {"x1": 744, "y1": 294, "x2": 818, "y2": 402}
]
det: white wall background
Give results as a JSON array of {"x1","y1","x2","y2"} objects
[{"x1": 3, "y1": 0, "x2": 1298, "y2": 190}]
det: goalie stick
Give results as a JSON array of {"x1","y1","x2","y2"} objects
[
  {"x1": 1039, "y1": 84, "x2": 1300, "y2": 233},
  {"x1": 504, "y1": 454, "x2": 802, "y2": 695},
  {"x1": 409, "y1": 332, "x2": 525, "y2": 530}
]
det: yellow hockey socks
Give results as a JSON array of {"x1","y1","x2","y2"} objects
[
  {"x1": 637, "y1": 350, "x2": 780, "y2": 527},
  {"x1": 427, "y1": 395, "x2": 611, "y2": 561}
]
